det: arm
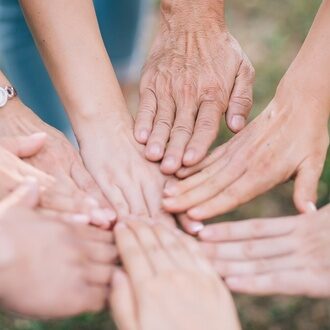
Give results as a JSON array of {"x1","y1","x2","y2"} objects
[
  {"x1": 135, "y1": 0, "x2": 255, "y2": 174},
  {"x1": 163, "y1": 0, "x2": 330, "y2": 219},
  {"x1": 19, "y1": 0, "x2": 175, "y2": 220}
]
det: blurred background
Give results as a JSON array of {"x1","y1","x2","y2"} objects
[{"x1": 0, "y1": 0, "x2": 329, "y2": 329}]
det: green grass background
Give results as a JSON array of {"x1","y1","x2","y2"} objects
[{"x1": 0, "y1": 0, "x2": 329, "y2": 329}]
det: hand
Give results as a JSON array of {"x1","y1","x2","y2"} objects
[
  {"x1": 135, "y1": 4, "x2": 254, "y2": 174},
  {"x1": 78, "y1": 121, "x2": 175, "y2": 224},
  {"x1": 198, "y1": 204, "x2": 330, "y2": 297},
  {"x1": 0, "y1": 100, "x2": 116, "y2": 228},
  {"x1": 109, "y1": 220, "x2": 240, "y2": 330},
  {"x1": 163, "y1": 85, "x2": 330, "y2": 220},
  {"x1": 0, "y1": 181, "x2": 117, "y2": 318}
]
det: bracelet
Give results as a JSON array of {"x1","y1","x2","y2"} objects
[{"x1": 0, "y1": 85, "x2": 17, "y2": 108}]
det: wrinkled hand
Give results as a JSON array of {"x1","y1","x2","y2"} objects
[
  {"x1": 198, "y1": 204, "x2": 330, "y2": 298},
  {"x1": 0, "y1": 181, "x2": 117, "y2": 318},
  {"x1": 163, "y1": 87, "x2": 330, "y2": 220},
  {"x1": 135, "y1": 17, "x2": 254, "y2": 174},
  {"x1": 0, "y1": 101, "x2": 116, "y2": 228},
  {"x1": 110, "y1": 220, "x2": 240, "y2": 330},
  {"x1": 78, "y1": 121, "x2": 175, "y2": 225}
]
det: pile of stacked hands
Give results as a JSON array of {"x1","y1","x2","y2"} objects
[{"x1": 0, "y1": 0, "x2": 329, "y2": 329}]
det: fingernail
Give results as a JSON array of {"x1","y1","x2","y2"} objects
[
  {"x1": 306, "y1": 201, "x2": 317, "y2": 213},
  {"x1": 139, "y1": 129, "x2": 149, "y2": 142},
  {"x1": 189, "y1": 221, "x2": 204, "y2": 233},
  {"x1": 84, "y1": 197, "x2": 99, "y2": 208},
  {"x1": 183, "y1": 149, "x2": 195, "y2": 163},
  {"x1": 231, "y1": 115, "x2": 245, "y2": 132},
  {"x1": 148, "y1": 143, "x2": 161, "y2": 156},
  {"x1": 163, "y1": 181, "x2": 178, "y2": 197},
  {"x1": 71, "y1": 214, "x2": 90, "y2": 224},
  {"x1": 30, "y1": 132, "x2": 47, "y2": 140},
  {"x1": 162, "y1": 156, "x2": 176, "y2": 170}
]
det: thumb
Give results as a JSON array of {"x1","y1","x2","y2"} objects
[
  {"x1": 0, "y1": 132, "x2": 47, "y2": 158},
  {"x1": 1, "y1": 177, "x2": 40, "y2": 210},
  {"x1": 110, "y1": 268, "x2": 138, "y2": 330},
  {"x1": 293, "y1": 163, "x2": 323, "y2": 214}
]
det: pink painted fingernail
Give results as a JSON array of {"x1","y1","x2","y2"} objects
[
  {"x1": 189, "y1": 221, "x2": 204, "y2": 234},
  {"x1": 231, "y1": 115, "x2": 245, "y2": 132},
  {"x1": 183, "y1": 149, "x2": 195, "y2": 163},
  {"x1": 306, "y1": 201, "x2": 317, "y2": 213}
]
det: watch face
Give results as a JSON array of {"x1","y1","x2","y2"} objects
[{"x1": 0, "y1": 87, "x2": 8, "y2": 108}]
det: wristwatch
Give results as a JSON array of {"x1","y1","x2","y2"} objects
[{"x1": 0, "y1": 85, "x2": 17, "y2": 108}]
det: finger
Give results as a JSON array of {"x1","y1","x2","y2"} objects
[
  {"x1": 177, "y1": 213, "x2": 204, "y2": 236},
  {"x1": 98, "y1": 183, "x2": 130, "y2": 219},
  {"x1": 214, "y1": 254, "x2": 300, "y2": 277},
  {"x1": 114, "y1": 222, "x2": 154, "y2": 283},
  {"x1": 0, "y1": 133, "x2": 47, "y2": 158},
  {"x1": 198, "y1": 217, "x2": 299, "y2": 242},
  {"x1": 125, "y1": 184, "x2": 150, "y2": 217},
  {"x1": 183, "y1": 101, "x2": 222, "y2": 167},
  {"x1": 294, "y1": 162, "x2": 324, "y2": 214},
  {"x1": 187, "y1": 171, "x2": 276, "y2": 220},
  {"x1": 161, "y1": 96, "x2": 197, "y2": 174},
  {"x1": 145, "y1": 96, "x2": 175, "y2": 162},
  {"x1": 86, "y1": 263, "x2": 114, "y2": 286},
  {"x1": 175, "y1": 145, "x2": 226, "y2": 179},
  {"x1": 179, "y1": 232, "x2": 216, "y2": 275},
  {"x1": 142, "y1": 181, "x2": 162, "y2": 218},
  {"x1": 83, "y1": 285, "x2": 108, "y2": 313},
  {"x1": 226, "y1": 61, "x2": 255, "y2": 133},
  {"x1": 128, "y1": 220, "x2": 174, "y2": 272},
  {"x1": 84, "y1": 241, "x2": 118, "y2": 264},
  {"x1": 73, "y1": 224, "x2": 114, "y2": 243},
  {"x1": 110, "y1": 269, "x2": 138, "y2": 330},
  {"x1": 135, "y1": 88, "x2": 157, "y2": 144},
  {"x1": 226, "y1": 270, "x2": 329, "y2": 297},
  {"x1": 163, "y1": 161, "x2": 243, "y2": 214},
  {"x1": 152, "y1": 223, "x2": 197, "y2": 271},
  {"x1": 0, "y1": 177, "x2": 40, "y2": 210},
  {"x1": 200, "y1": 235, "x2": 298, "y2": 261}
]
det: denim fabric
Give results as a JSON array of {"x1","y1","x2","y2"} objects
[{"x1": 0, "y1": 0, "x2": 149, "y2": 133}]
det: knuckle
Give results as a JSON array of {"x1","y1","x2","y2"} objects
[
  {"x1": 242, "y1": 241, "x2": 256, "y2": 258},
  {"x1": 171, "y1": 124, "x2": 193, "y2": 137},
  {"x1": 230, "y1": 94, "x2": 253, "y2": 111},
  {"x1": 154, "y1": 117, "x2": 173, "y2": 131}
]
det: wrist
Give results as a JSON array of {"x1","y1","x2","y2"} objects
[{"x1": 160, "y1": 0, "x2": 226, "y2": 33}]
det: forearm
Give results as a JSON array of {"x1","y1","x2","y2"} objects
[
  {"x1": 160, "y1": 0, "x2": 225, "y2": 32},
  {"x1": 280, "y1": 0, "x2": 330, "y2": 113},
  {"x1": 19, "y1": 0, "x2": 131, "y2": 135}
]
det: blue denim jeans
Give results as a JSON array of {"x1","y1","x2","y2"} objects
[{"x1": 0, "y1": 0, "x2": 151, "y2": 134}]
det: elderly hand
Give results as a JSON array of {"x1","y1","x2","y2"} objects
[
  {"x1": 0, "y1": 181, "x2": 117, "y2": 318},
  {"x1": 198, "y1": 204, "x2": 330, "y2": 298},
  {"x1": 135, "y1": 0, "x2": 255, "y2": 174},
  {"x1": 109, "y1": 220, "x2": 240, "y2": 330},
  {"x1": 163, "y1": 82, "x2": 330, "y2": 221},
  {"x1": 0, "y1": 101, "x2": 116, "y2": 228}
]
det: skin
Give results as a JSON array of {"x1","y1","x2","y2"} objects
[
  {"x1": 198, "y1": 204, "x2": 330, "y2": 298},
  {"x1": 109, "y1": 220, "x2": 241, "y2": 330},
  {"x1": 136, "y1": 0, "x2": 255, "y2": 174},
  {"x1": 0, "y1": 71, "x2": 116, "y2": 228},
  {"x1": 163, "y1": 0, "x2": 330, "y2": 221},
  {"x1": 19, "y1": 0, "x2": 175, "y2": 221},
  {"x1": 0, "y1": 181, "x2": 117, "y2": 318}
]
